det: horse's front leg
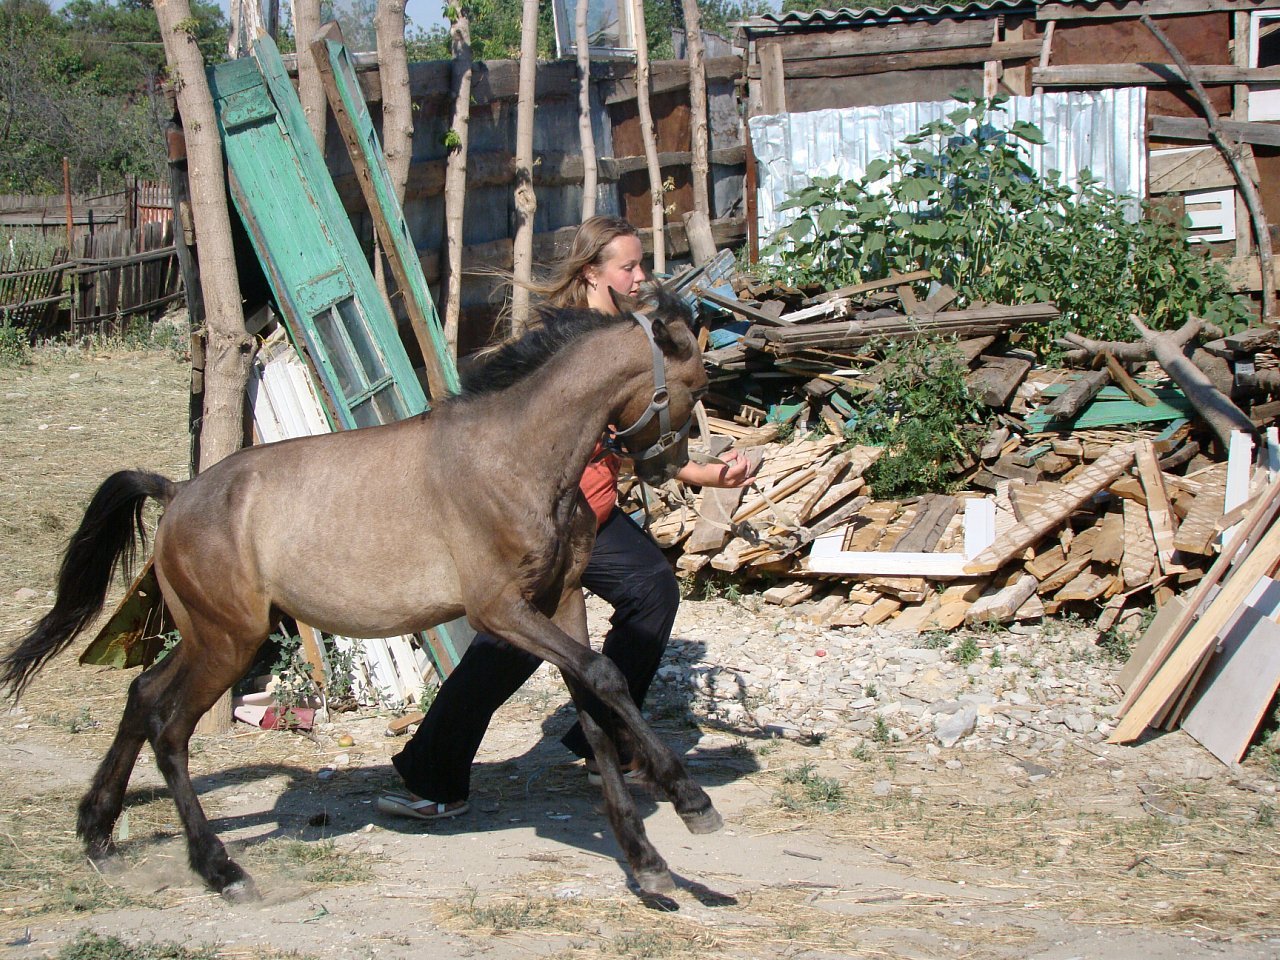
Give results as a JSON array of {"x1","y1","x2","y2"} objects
[
  {"x1": 474, "y1": 590, "x2": 723, "y2": 839},
  {"x1": 552, "y1": 586, "x2": 674, "y2": 894}
]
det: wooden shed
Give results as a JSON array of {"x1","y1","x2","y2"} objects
[{"x1": 738, "y1": 0, "x2": 1280, "y2": 309}]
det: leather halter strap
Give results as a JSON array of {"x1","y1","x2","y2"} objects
[{"x1": 609, "y1": 312, "x2": 693, "y2": 463}]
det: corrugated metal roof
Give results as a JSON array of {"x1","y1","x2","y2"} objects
[{"x1": 741, "y1": 1, "x2": 1031, "y2": 30}]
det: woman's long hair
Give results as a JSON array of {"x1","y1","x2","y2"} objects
[{"x1": 525, "y1": 215, "x2": 641, "y2": 309}]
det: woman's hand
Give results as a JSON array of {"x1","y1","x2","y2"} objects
[{"x1": 675, "y1": 449, "x2": 757, "y2": 489}]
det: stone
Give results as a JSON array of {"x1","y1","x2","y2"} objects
[{"x1": 934, "y1": 706, "x2": 978, "y2": 748}]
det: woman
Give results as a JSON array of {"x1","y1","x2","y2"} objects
[{"x1": 377, "y1": 216, "x2": 756, "y2": 820}]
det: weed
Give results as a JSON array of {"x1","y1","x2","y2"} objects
[
  {"x1": 0, "y1": 320, "x2": 31, "y2": 366},
  {"x1": 267, "y1": 630, "x2": 320, "y2": 723},
  {"x1": 612, "y1": 931, "x2": 677, "y2": 957},
  {"x1": 419, "y1": 679, "x2": 439, "y2": 713},
  {"x1": 1257, "y1": 802, "x2": 1275, "y2": 829},
  {"x1": 864, "y1": 681, "x2": 878, "y2": 698},
  {"x1": 57, "y1": 932, "x2": 219, "y2": 960},
  {"x1": 248, "y1": 838, "x2": 373, "y2": 885},
  {"x1": 989, "y1": 649, "x2": 1003, "y2": 668},
  {"x1": 871, "y1": 715, "x2": 891, "y2": 743},
  {"x1": 851, "y1": 742, "x2": 874, "y2": 762},
  {"x1": 778, "y1": 762, "x2": 846, "y2": 810},
  {"x1": 919, "y1": 631, "x2": 951, "y2": 650},
  {"x1": 952, "y1": 636, "x2": 980, "y2": 666},
  {"x1": 456, "y1": 886, "x2": 559, "y2": 931}
]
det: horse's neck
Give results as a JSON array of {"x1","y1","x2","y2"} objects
[{"x1": 493, "y1": 326, "x2": 644, "y2": 477}]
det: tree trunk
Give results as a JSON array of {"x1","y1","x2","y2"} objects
[
  {"x1": 156, "y1": 0, "x2": 255, "y2": 734},
  {"x1": 376, "y1": 0, "x2": 411, "y2": 203},
  {"x1": 227, "y1": 0, "x2": 265, "y2": 60},
  {"x1": 575, "y1": 0, "x2": 597, "y2": 220},
  {"x1": 631, "y1": 0, "x2": 664, "y2": 274},
  {"x1": 443, "y1": 5, "x2": 473, "y2": 357},
  {"x1": 1061, "y1": 316, "x2": 1257, "y2": 450},
  {"x1": 680, "y1": 0, "x2": 709, "y2": 221},
  {"x1": 373, "y1": 0, "x2": 412, "y2": 309},
  {"x1": 510, "y1": 0, "x2": 539, "y2": 331},
  {"x1": 292, "y1": 0, "x2": 325, "y2": 149}
]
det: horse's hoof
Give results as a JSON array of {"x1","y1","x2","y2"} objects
[
  {"x1": 680, "y1": 805, "x2": 724, "y2": 835},
  {"x1": 221, "y1": 877, "x2": 261, "y2": 904},
  {"x1": 635, "y1": 868, "x2": 676, "y2": 896},
  {"x1": 86, "y1": 851, "x2": 125, "y2": 876}
]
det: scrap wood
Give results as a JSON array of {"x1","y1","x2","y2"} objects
[
  {"x1": 803, "y1": 268, "x2": 932, "y2": 305},
  {"x1": 964, "y1": 443, "x2": 1137, "y2": 574},
  {"x1": 1060, "y1": 316, "x2": 1257, "y2": 450},
  {"x1": 1121, "y1": 497, "x2": 1158, "y2": 589},
  {"x1": 1110, "y1": 471, "x2": 1280, "y2": 741},
  {"x1": 1173, "y1": 463, "x2": 1228, "y2": 554},
  {"x1": 1103, "y1": 352, "x2": 1158, "y2": 406},
  {"x1": 684, "y1": 448, "x2": 765, "y2": 554},
  {"x1": 1091, "y1": 509, "x2": 1126, "y2": 565},
  {"x1": 966, "y1": 574, "x2": 1039, "y2": 625},
  {"x1": 1135, "y1": 440, "x2": 1182, "y2": 574},
  {"x1": 1040, "y1": 368, "x2": 1112, "y2": 422},
  {"x1": 968, "y1": 355, "x2": 1032, "y2": 408},
  {"x1": 1181, "y1": 578, "x2": 1280, "y2": 764}
]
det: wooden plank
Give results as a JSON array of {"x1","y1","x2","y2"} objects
[
  {"x1": 968, "y1": 356, "x2": 1032, "y2": 408},
  {"x1": 1173, "y1": 463, "x2": 1228, "y2": 554},
  {"x1": 1150, "y1": 146, "x2": 1236, "y2": 193},
  {"x1": 1136, "y1": 440, "x2": 1180, "y2": 573},
  {"x1": 1033, "y1": 65, "x2": 1280, "y2": 87},
  {"x1": 1181, "y1": 604, "x2": 1280, "y2": 764},
  {"x1": 1055, "y1": 570, "x2": 1111, "y2": 603},
  {"x1": 966, "y1": 574, "x2": 1039, "y2": 625},
  {"x1": 1039, "y1": 369, "x2": 1111, "y2": 422},
  {"x1": 1040, "y1": 0, "x2": 1280, "y2": 18},
  {"x1": 1092, "y1": 509, "x2": 1127, "y2": 566},
  {"x1": 760, "y1": 39, "x2": 786, "y2": 115},
  {"x1": 1110, "y1": 481, "x2": 1280, "y2": 740},
  {"x1": 762, "y1": 40, "x2": 1043, "y2": 80},
  {"x1": 805, "y1": 269, "x2": 932, "y2": 306},
  {"x1": 896, "y1": 491, "x2": 957, "y2": 552},
  {"x1": 1151, "y1": 115, "x2": 1280, "y2": 148},
  {"x1": 684, "y1": 449, "x2": 763, "y2": 554},
  {"x1": 1121, "y1": 496, "x2": 1158, "y2": 589},
  {"x1": 1105, "y1": 353, "x2": 1158, "y2": 407},
  {"x1": 1117, "y1": 595, "x2": 1187, "y2": 693},
  {"x1": 964, "y1": 444, "x2": 1136, "y2": 574}
]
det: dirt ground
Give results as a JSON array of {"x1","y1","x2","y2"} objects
[{"x1": 2, "y1": 344, "x2": 1280, "y2": 960}]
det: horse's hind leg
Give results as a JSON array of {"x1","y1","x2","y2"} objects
[
  {"x1": 553, "y1": 590, "x2": 673, "y2": 895},
  {"x1": 78, "y1": 654, "x2": 182, "y2": 864},
  {"x1": 139, "y1": 593, "x2": 269, "y2": 902}
]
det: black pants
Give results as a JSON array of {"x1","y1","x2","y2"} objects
[{"x1": 391, "y1": 508, "x2": 679, "y2": 803}]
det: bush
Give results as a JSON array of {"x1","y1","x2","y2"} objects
[{"x1": 761, "y1": 92, "x2": 1252, "y2": 355}]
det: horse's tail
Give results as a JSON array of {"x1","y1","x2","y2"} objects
[{"x1": 1, "y1": 470, "x2": 177, "y2": 701}]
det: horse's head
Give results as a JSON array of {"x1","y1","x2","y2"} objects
[{"x1": 609, "y1": 283, "x2": 708, "y2": 485}]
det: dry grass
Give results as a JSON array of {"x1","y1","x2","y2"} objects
[{"x1": 739, "y1": 739, "x2": 1280, "y2": 937}]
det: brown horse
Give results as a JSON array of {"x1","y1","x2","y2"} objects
[{"x1": 1, "y1": 286, "x2": 719, "y2": 901}]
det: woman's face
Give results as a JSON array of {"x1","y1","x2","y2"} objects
[{"x1": 585, "y1": 234, "x2": 645, "y2": 313}]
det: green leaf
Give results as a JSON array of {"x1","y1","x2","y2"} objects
[
  {"x1": 788, "y1": 217, "x2": 814, "y2": 242},
  {"x1": 817, "y1": 206, "x2": 847, "y2": 234},
  {"x1": 1010, "y1": 120, "x2": 1047, "y2": 145},
  {"x1": 865, "y1": 158, "x2": 891, "y2": 181}
]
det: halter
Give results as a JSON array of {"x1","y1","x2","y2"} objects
[{"x1": 609, "y1": 312, "x2": 694, "y2": 465}]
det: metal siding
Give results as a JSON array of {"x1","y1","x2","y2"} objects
[{"x1": 749, "y1": 87, "x2": 1147, "y2": 253}]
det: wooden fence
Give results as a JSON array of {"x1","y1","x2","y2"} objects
[{"x1": 0, "y1": 220, "x2": 183, "y2": 334}]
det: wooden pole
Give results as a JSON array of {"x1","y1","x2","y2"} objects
[
  {"x1": 510, "y1": 0, "x2": 539, "y2": 330},
  {"x1": 63, "y1": 157, "x2": 74, "y2": 251},
  {"x1": 575, "y1": 0, "x2": 597, "y2": 220},
  {"x1": 443, "y1": 4, "x2": 473, "y2": 357},
  {"x1": 631, "y1": 0, "x2": 665, "y2": 274}
]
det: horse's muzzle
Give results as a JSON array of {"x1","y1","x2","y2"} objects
[{"x1": 635, "y1": 434, "x2": 689, "y2": 485}]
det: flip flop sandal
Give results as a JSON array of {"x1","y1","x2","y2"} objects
[{"x1": 376, "y1": 794, "x2": 470, "y2": 821}]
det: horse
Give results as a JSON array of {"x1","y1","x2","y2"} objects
[{"x1": 0, "y1": 284, "x2": 719, "y2": 902}]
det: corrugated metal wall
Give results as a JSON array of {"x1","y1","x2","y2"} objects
[{"x1": 749, "y1": 87, "x2": 1147, "y2": 250}]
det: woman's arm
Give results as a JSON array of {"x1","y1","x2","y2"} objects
[{"x1": 675, "y1": 449, "x2": 757, "y2": 489}]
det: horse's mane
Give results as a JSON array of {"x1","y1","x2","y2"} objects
[{"x1": 456, "y1": 307, "x2": 634, "y2": 399}]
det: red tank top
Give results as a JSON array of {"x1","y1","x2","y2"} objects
[{"x1": 580, "y1": 440, "x2": 620, "y2": 528}]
